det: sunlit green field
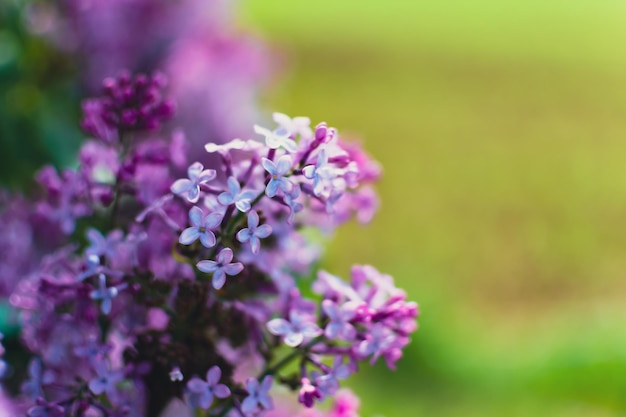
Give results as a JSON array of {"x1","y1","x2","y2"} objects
[{"x1": 243, "y1": 1, "x2": 626, "y2": 415}]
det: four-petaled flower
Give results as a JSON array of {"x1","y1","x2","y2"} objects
[
  {"x1": 254, "y1": 124, "x2": 298, "y2": 153},
  {"x1": 262, "y1": 155, "x2": 294, "y2": 197},
  {"x1": 313, "y1": 356, "x2": 351, "y2": 397},
  {"x1": 267, "y1": 311, "x2": 322, "y2": 347},
  {"x1": 27, "y1": 398, "x2": 64, "y2": 417},
  {"x1": 196, "y1": 248, "x2": 244, "y2": 290},
  {"x1": 90, "y1": 274, "x2": 127, "y2": 315},
  {"x1": 170, "y1": 161, "x2": 216, "y2": 203},
  {"x1": 217, "y1": 177, "x2": 257, "y2": 212},
  {"x1": 88, "y1": 361, "x2": 124, "y2": 397},
  {"x1": 302, "y1": 148, "x2": 337, "y2": 196},
  {"x1": 179, "y1": 206, "x2": 222, "y2": 248},
  {"x1": 236, "y1": 210, "x2": 272, "y2": 255},
  {"x1": 242, "y1": 375, "x2": 274, "y2": 415},
  {"x1": 284, "y1": 186, "x2": 303, "y2": 224},
  {"x1": 322, "y1": 299, "x2": 360, "y2": 341},
  {"x1": 186, "y1": 366, "x2": 230, "y2": 410}
]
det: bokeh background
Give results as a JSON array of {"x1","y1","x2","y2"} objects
[{"x1": 3, "y1": 0, "x2": 626, "y2": 416}]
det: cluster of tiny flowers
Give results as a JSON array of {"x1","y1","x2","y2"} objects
[{"x1": 0, "y1": 72, "x2": 418, "y2": 417}]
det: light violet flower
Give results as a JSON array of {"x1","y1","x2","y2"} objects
[
  {"x1": 179, "y1": 206, "x2": 223, "y2": 248},
  {"x1": 267, "y1": 311, "x2": 322, "y2": 347},
  {"x1": 88, "y1": 361, "x2": 124, "y2": 397},
  {"x1": 27, "y1": 398, "x2": 64, "y2": 417},
  {"x1": 170, "y1": 161, "x2": 216, "y2": 203},
  {"x1": 314, "y1": 357, "x2": 351, "y2": 397},
  {"x1": 262, "y1": 155, "x2": 294, "y2": 197},
  {"x1": 254, "y1": 125, "x2": 298, "y2": 153},
  {"x1": 196, "y1": 248, "x2": 244, "y2": 290},
  {"x1": 217, "y1": 177, "x2": 257, "y2": 212},
  {"x1": 242, "y1": 375, "x2": 274, "y2": 415},
  {"x1": 85, "y1": 228, "x2": 123, "y2": 259},
  {"x1": 236, "y1": 210, "x2": 272, "y2": 255},
  {"x1": 322, "y1": 300, "x2": 360, "y2": 341},
  {"x1": 284, "y1": 186, "x2": 303, "y2": 224},
  {"x1": 186, "y1": 366, "x2": 230, "y2": 410},
  {"x1": 90, "y1": 274, "x2": 127, "y2": 315},
  {"x1": 302, "y1": 149, "x2": 337, "y2": 197}
]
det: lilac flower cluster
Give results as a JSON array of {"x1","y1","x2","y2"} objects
[{"x1": 0, "y1": 73, "x2": 418, "y2": 417}]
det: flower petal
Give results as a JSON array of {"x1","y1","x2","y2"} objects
[
  {"x1": 241, "y1": 396, "x2": 257, "y2": 414},
  {"x1": 276, "y1": 155, "x2": 293, "y2": 175},
  {"x1": 204, "y1": 212, "x2": 223, "y2": 229},
  {"x1": 216, "y1": 248, "x2": 233, "y2": 264},
  {"x1": 187, "y1": 162, "x2": 203, "y2": 180},
  {"x1": 261, "y1": 157, "x2": 276, "y2": 175},
  {"x1": 199, "y1": 232, "x2": 216, "y2": 249},
  {"x1": 237, "y1": 228, "x2": 251, "y2": 243},
  {"x1": 266, "y1": 318, "x2": 291, "y2": 336},
  {"x1": 188, "y1": 206, "x2": 203, "y2": 227},
  {"x1": 170, "y1": 178, "x2": 192, "y2": 195},
  {"x1": 196, "y1": 260, "x2": 218, "y2": 273},
  {"x1": 179, "y1": 227, "x2": 200, "y2": 245},
  {"x1": 255, "y1": 224, "x2": 272, "y2": 239},
  {"x1": 223, "y1": 262, "x2": 244, "y2": 276},
  {"x1": 284, "y1": 332, "x2": 304, "y2": 347},
  {"x1": 217, "y1": 192, "x2": 234, "y2": 206},
  {"x1": 206, "y1": 366, "x2": 221, "y2": 386},
  {"x1": 212, "y1": 270, "x2": 227, "y2": 290},
  {"x1": 213, "y1": 384, "x2": 230, "y2": 399},
  {"x1": 247, "y1": 210, "x2": 259, "y2": 228},
  {"x1": 265, "y1": 180, "x2": 278, "y2": 197},
  {"x1": 250, "y1": 236, "x2": 261, "y2": 254}
]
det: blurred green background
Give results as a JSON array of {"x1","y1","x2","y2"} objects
[{"x1": 242, "y1": 1, "x2": 626, "y2": 416}]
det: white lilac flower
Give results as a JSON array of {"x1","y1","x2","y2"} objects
[
  {"x1": 272, "y1": 112, "x2": 313, "y2": 140},
  {"x1": 170, "y1": 161, "x2": 216, "y2": 203},
  {"x1": 196, "y1": 248, "x2": 244, "y2": 290},
  {"x1": 254, "y1": 125, "x2": 298, "y2": 153},
  {"x1": 179, "y1": 206, "x2": 222, "y2": 248},
  {"x1": 236, "y1": 210, "x2": 272, "y2": 255}
]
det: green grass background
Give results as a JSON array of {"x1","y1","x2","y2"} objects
[{"x1": 242, "y1": 1, "x2": 626, "y2": 416}]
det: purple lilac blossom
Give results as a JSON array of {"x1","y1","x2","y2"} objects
[
  {"x1": 0, "y1": 76, "x2": 417, "y2": 415},
  {"x1": 196, "y1": 248, "x2": 244, "y2": 290},
  {"x1": 90, "y1": 274, "x2": 127, "y2": 315},
  {"x1": 179, "y1": 206, "x2": 222, "y2": 248},
  {"x1": 236, "y1": 210, "x2": 272, "y2": 255},
  {"x1": 267, "y1": 311, "x2": 322, "y2": 348},
  {"x1": 170, "y1": 161, "x2": 216, "y2": 203},
  {"x1": 262, "y1": 155, "x2": 295, "y2": 197},
  {"x1": 186, "y1": 366, "x2": 230, "y2": 410},
  {"x1": 242, "y1": 375, "x2": 274, "y2": 415},
  {"x1": 218, "y1": 176, "x2": 258, "y2": 212}
]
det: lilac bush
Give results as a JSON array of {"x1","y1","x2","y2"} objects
[{"x1": 0, "y1": 72, "x2": 418, "y2": 416}]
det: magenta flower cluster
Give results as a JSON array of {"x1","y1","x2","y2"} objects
[{"x1": 0, "y1": 73, "x2": 418, "y2": 417}]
